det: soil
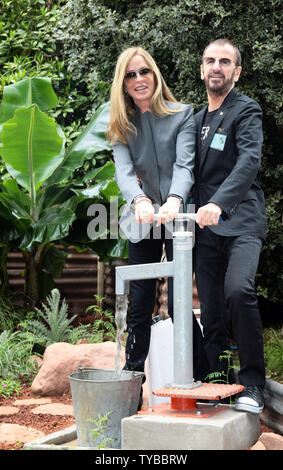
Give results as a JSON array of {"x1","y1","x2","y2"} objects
[
  {"x1": 0, "y1": 386, "x2": 75, "y2": 450},
  {"x1": 0, "y1": 385, "x2": 280, "y2": 451}
]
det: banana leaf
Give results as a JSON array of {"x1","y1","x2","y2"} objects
[
  {"x1": 0, "y1": 105, "x2": 65, "y2": 204},
  {"x1": 0, "y1": 77, "x2": 58, "y2": 134},
  {"x1": 48, "y1": 101, "x2": 111, "y2": 185},
  {"x1": 18, "y1": 206, "x2": 76, "y2": 251}
]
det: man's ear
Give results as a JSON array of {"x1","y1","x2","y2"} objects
[
  {"x1": 234, "y1": 66, "x2": 242, "y2": 83},
  {"x1": 200, "y1": 64, "x2": 204, "y2": 80}
]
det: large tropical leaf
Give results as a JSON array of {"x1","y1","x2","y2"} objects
[
  {"x1": 19, "y1": 206, "x2": 76, "y2": 250},
  {"x1": 0, "y1": 105, "x2": 65, "y2": 197},
  {"x1": 0, "y1": 77, "x2": 58, "y2": 133},
  {"x1": 0, "y1": 192, "x2": 31, "y2": 231},
  {"x1": 48, "y1": 101, "x2": 111, "y2": 185}
]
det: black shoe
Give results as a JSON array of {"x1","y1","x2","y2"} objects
[{"x1": 235, "y1": 385, "x2": 264, "y2": 414}]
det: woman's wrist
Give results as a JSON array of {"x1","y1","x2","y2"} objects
[
  {"x1": 134, "y1": 195, "x2": 152, "y2": 205},
  {"x1": 167, "y1": 194, "x2": 183, "y2": 204}
]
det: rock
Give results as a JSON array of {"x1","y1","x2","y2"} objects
[
  {"x1": 250, "y1": 440, "x2": 266, "y2": 450},
  {"x1": 31, "y1": 341, "x2": 125, "y2": 396},
  {"x1": 259, "y1": 432, "x2": 283, "y2": 450},
  {"x1": 0, "y1": 423, "x2": 45, "y2": 444},
  {"x1": 14, "y1": 398, "x2": 52, "y2": 406},
  {"x1": 30, "y1": 355, "x2": 43, "y2": 368},
  {"x1": 31, "y1": 403, "x2": 74, "y2": 416},
  {"x1": 0, "y1": 406, "x2": 20, "y2": 417}
]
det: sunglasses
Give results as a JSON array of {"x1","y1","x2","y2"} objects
[
  {"x1": 203, "y1": 57, "x2": 235, "y2": 67},
  {"x1": 124, "y1": 67, "x2": 153, "y2": 80}
]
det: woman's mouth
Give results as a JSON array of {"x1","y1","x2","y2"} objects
[{"x1": 135, "y1": 85, "x2": 147, "y2": 91}]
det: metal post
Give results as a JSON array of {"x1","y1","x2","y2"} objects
[{"x1": 172, "y1": 231, "x2": 194, "y2": 388}]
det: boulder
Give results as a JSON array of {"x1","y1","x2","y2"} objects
[
  {"x1": 250, "y1": 440, "x2": 266, "y2": 450},
  {"x1": 31, "y1": 341, "x2": 125, "y2": 396},
  {"x1": 259, "y1": 432, "x2": 283, "y2": 450}
]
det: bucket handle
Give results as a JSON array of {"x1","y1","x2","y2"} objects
[
  {"x1": 76, "y1": 365, "x2": 110, "y2": 375},
  {"x1": 77, "y1": 365, "x2": 99, "y2": 373}
]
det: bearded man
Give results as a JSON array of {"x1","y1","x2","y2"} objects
[{"x1": 193, "y1": 39, "x2": 266, "y2": 414}]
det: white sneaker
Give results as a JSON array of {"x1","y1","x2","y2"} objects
[{"x1": 235, "y1": 385, "x2": 264, "y2": 414}]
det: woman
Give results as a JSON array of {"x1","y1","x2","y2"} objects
[{"x1": 107, "y1": 47, "x2": 206, "y2": 407}]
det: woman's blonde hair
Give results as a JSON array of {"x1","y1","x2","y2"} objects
[{"x1": 106, "y1": 47, "x2": 179, "y2": 144}]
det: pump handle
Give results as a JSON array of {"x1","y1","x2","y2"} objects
[{"x1": 153, "y1": 213, "x2": 196, "y2": 221}]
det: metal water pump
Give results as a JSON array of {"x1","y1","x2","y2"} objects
[{"x1": 115, "y1": 213, "x2": 243, "y2": 416}]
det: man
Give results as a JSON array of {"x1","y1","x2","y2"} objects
[{"x1": 193, "y1": 39, "x2": 266, "y2": 414}]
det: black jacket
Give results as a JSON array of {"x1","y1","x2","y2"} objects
[{"x1": 193, "y1": 88, "x2": 266, "y2": 240}]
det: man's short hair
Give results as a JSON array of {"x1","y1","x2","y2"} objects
[{"x1": 202, "y1": 39, "x2": 242, "y2": 66}]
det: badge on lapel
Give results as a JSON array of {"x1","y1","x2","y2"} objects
[{"x1": 210, "y1": 132, "x2": 227, "y2": 151}]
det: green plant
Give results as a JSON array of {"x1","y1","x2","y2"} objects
[
  {"x1": 86, "y1": 295, "x2": 116, "y2": 343},
  {"x1": 0, "y1": 329, "x2": 37, "y2": 384},
  {"x1": 205, "y1": 350, "x2": 239, "y2": 385},
  {"x1": 21, "y1": 288, "x2": 76, "y2": 347},
  {"x1": 0, "y1": 378, "x2": 22, "y2": 398},
  {"x1": 205, "y1": 350, "x2": 240, "y2": 404},
  {"x1": 0, "y1": 0, "x2": 87, "y2": 136},
  {"x1": 0, "y1": 298, "x2": 25, "y2": 332},
  {"x1": 0, "y1": 77, "x2": 127, "y2": 306},
  {"x1": 263, "y1": 327, "x2": 283, "y2": 383},
  {"x1": 89, "y1": 411, "x2": 114, "y2": 449},
  {"x1": 66, "y1": 323, "x2": 94, "y2": 345}
]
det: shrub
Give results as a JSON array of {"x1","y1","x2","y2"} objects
[
  {"x1": 0, "y1": 330, "x2": 37, "y2": 383},
  {"x1": 21, "y1": 288, "x2": 77, "y2": 347},
  {"x1": 263, "y1": 327, "x2": 283, "y2": 382}
]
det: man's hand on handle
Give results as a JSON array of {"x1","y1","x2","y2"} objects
[{"x1": 196, "y1": 202, "x2": 222, "y2": 228}]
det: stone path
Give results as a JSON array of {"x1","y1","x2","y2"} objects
[{"x1": 0, "y1": 397, "x2": 74, "y2": 446}]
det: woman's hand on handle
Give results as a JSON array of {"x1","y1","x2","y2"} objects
[
  {"x1": 134, "y1": 197, "x2": 154, "y2": 224},
  {"x1": 156, "y1": 196, "x2": 181, "y2": 227}
]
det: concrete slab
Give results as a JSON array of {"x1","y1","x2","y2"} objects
[
  {"x1": 23, "y1": 425, "x2": 78, "y2": 450},
  {"x1": 121, "y1": 405, "x2": 260, "y2": 450},
  {"x1": 23, "y1": 425, "x2": 113, "y2": 450}
]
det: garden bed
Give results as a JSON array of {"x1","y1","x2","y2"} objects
[{"x1": 0, "y1": 386, "x2": 75, "y2": 450}]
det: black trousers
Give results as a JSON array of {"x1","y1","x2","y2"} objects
[
  {"x1": 194, "y1": 227, "x2": 265, "y2": 387},
  {"x1": 124, "y1": 227, "x2": 209, "y2": 382}
]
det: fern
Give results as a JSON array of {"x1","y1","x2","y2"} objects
[
  {"x1": 86, "y1": 295, "x2": 116, "y2": 343},
  {"x1": 21, "y1": 289, "x2": 76, "y2": 347}
]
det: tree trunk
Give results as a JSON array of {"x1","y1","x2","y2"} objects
[
  {"x1": 23, "y1": 250, "x2": 40, "y2": 309},
  {"x1": 97, "y1": 260, "x2": 105, "y2": 299}
]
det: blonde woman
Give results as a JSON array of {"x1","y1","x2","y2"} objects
[{"x1": 107, "y1": 47, "x2": 207, "y2": 409}]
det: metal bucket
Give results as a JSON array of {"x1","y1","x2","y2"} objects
[{"x1": 69, "y1": 367, "x2": 144, "y2": 448}]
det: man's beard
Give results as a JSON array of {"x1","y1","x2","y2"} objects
[{"x1": 205, "y1": 70, "x2": 236, "y2": 96}]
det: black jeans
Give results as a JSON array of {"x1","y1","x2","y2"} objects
[
  {"x1": 124, "y1": 226, "x2": 208, "y2": 383},
  {"x1": 194, "y1": 227, "x2": 265, "y2": 387}
]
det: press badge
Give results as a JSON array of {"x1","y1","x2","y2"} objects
[{"x1": 210, "y1": 133, "x2": 227, "y2": 151}]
